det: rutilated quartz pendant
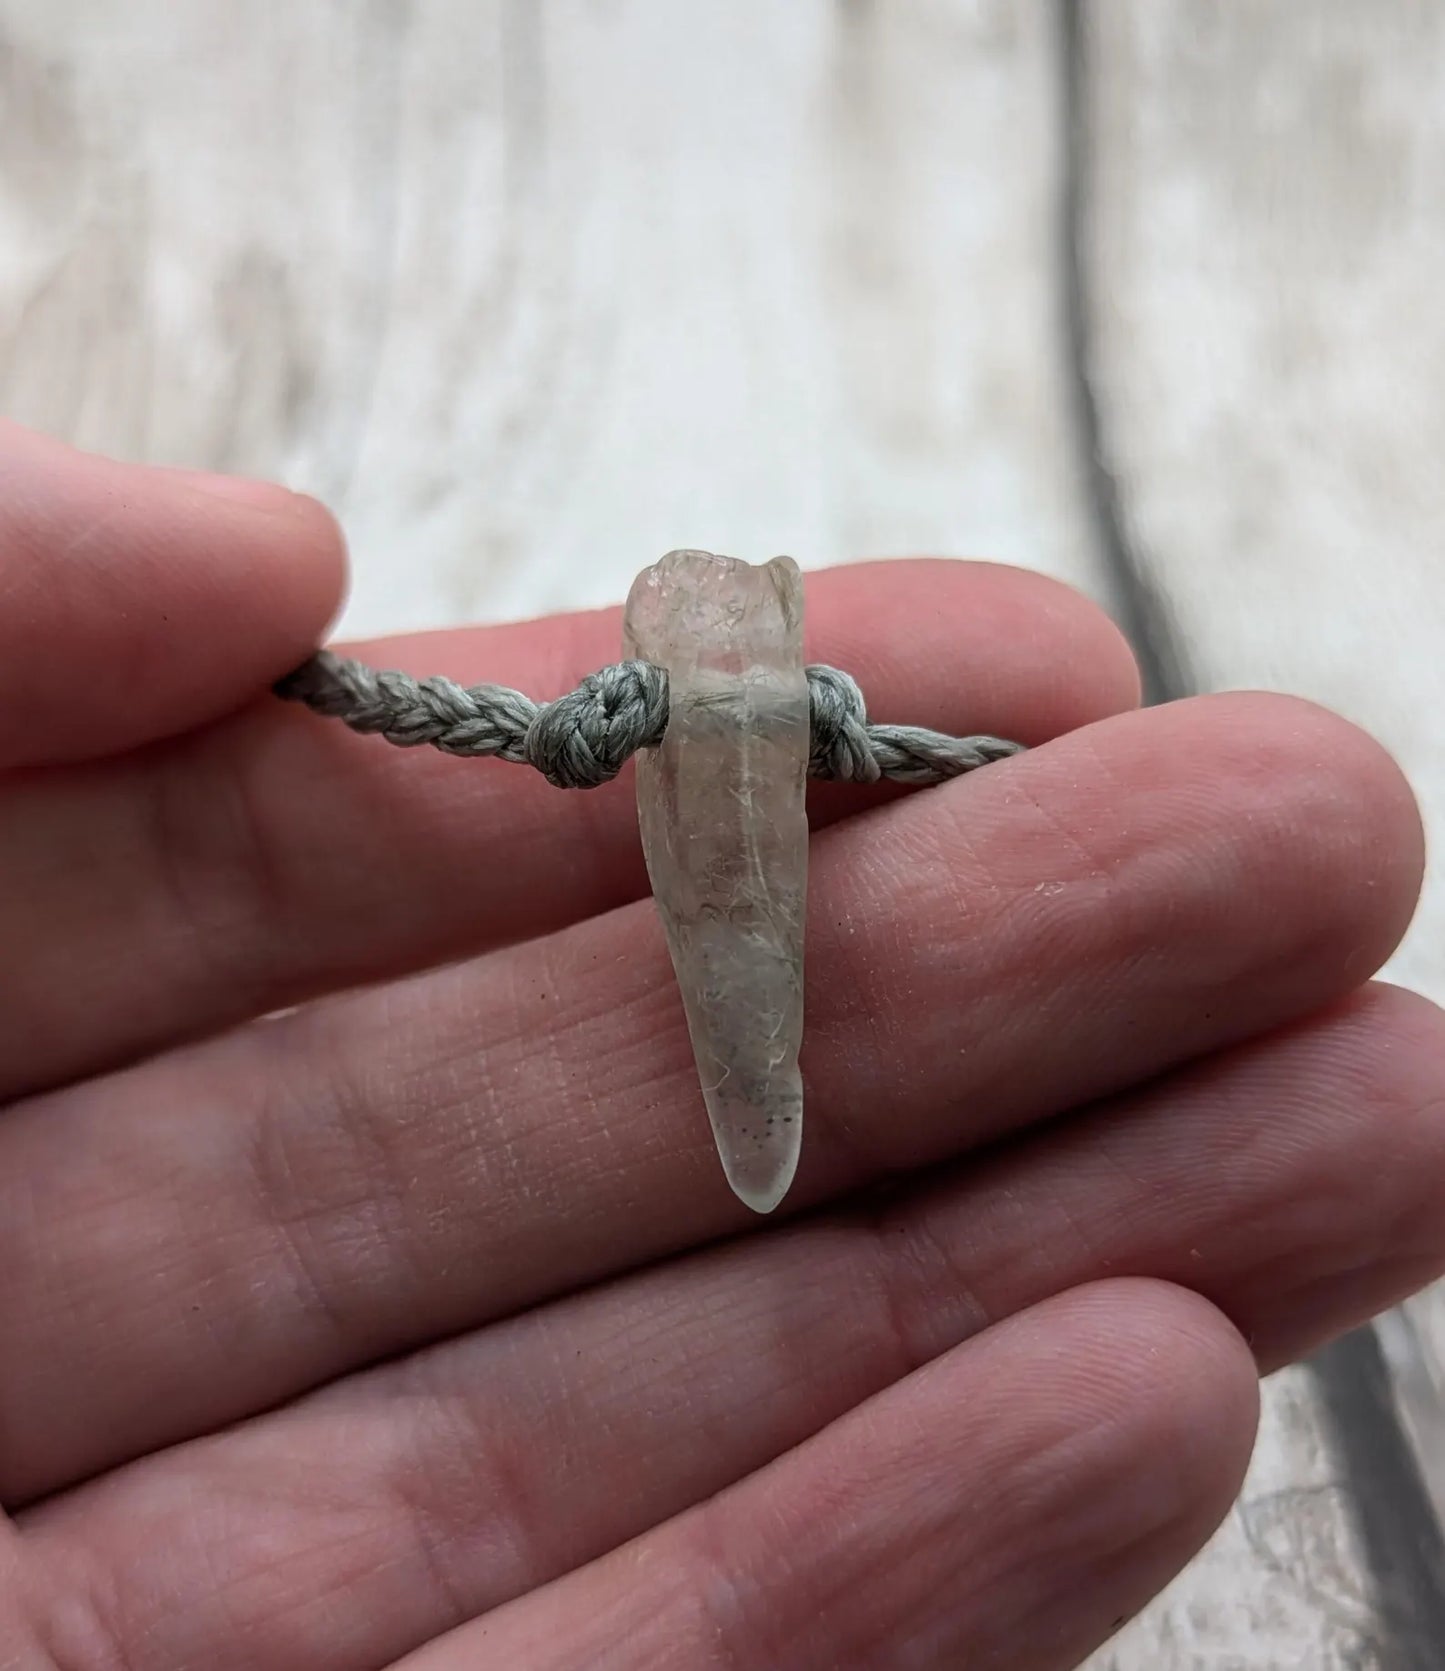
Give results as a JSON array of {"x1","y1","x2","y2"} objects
[{"x1": 623, "y1": 550, "x2": 809, "y2": 1213}]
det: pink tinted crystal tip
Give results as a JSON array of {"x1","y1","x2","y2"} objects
[{"x1": 623, "y1": 550, "x2": 809, "y2": 1213}]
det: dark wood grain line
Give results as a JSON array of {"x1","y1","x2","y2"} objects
[
  {"x1": 1311, "y1": 1330, "x2": 1445, "y2": 1669},
  {"x1": 1053, "y1": 0, "x2": 1189, "y2": 708},
  {"x1": 1054, "y1": 5, "x2": 1445, "y2": 1663}
]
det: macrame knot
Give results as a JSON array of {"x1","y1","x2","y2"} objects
[
  {"x1": 275, "y1": 650, "x2": 1025, "y2": 787},
  {"x1": 524, "y1": 659, "x2": 669, "y2": 789},
  {"x1": 805, "y1": 664, "x2": 881, "y2": 784}
]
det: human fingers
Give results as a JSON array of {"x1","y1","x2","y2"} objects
[
  {"x1": 0, "y1": 695, "x2": 1420, "y2": 1502},
  {"x1": 21, "y1": 988, "x2": 1444, "y2": 1670}
]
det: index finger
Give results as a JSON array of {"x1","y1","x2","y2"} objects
[{"x1": 0, "y1": 558, "x2": 1138, "y2": 1097}]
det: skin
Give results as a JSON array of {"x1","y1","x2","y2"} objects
[{"x1": 0, "y1": 418, "x2": 1442, "y2": 1671}]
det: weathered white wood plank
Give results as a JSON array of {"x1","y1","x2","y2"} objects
[
  {"x1": 1082, "y1": 2, "x2": 1445, "y2": 1663},
  {"x1": 0, "y1": 0, "x2": 1104, "y2": 634},
  {"x1": 1084, "y1": 0, "x2": 1445, "y2": 1014}
]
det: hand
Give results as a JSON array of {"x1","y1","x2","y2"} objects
[{"x1": 1, "y1": 421, "x2": 1441, "y2": 1671}]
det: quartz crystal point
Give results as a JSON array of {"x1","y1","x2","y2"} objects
[{"x1": 624, "y1": 550, "x2": 809, "y2": 1213}]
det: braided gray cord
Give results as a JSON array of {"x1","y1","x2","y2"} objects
[{"x1": 274, "y1": 650, "x2": 1025, "y2": 790}]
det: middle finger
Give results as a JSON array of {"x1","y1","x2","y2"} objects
[{"x1": 0, "y1": 689, "x2": 1421, "y2": 1500}]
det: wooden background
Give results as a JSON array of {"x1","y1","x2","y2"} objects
[{"x1": 2, "y1": 1, "x2": 1443, "y2": 1663}]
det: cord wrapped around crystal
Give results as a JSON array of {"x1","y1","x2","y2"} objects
[{"x1": 273, "y1": 552, "x2": 1027, "y2": 1213}]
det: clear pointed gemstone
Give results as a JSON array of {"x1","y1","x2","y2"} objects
[{"x1": 623, "y1": 550, "x2": 809, "y2": 1213}]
